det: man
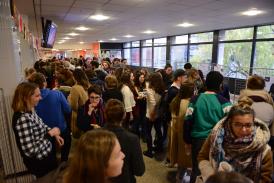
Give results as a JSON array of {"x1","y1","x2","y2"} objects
[
  {"x1": 29, "y1": 72, "x2": 72, "y2": 162},
  {"x1": 183, "y1": 71, "x2": 232, "y2": 183}
]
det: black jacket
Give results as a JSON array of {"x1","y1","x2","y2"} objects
[
  {"x1": 102, "y1": 89, "x2": 123, "y2": 104},
  {"x1": 105, "y1": 125, "x2": 145, "y2": 183}
]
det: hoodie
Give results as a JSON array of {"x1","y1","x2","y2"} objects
[{"x1": 35, "y1": 89, "x2": 71, "y2": 132}]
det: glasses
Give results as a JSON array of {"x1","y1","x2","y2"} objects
[
  {"x1": 89, "y1": 96, "x2": 100, "y2": 100},
  {"x1": 232, "y1": 122, "x2": 254, "y2": 129}
]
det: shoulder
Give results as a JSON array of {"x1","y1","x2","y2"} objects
[{"x1": 215, "y1": 94, "x2": 231, "y2": 105}]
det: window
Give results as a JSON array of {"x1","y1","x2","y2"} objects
[
  {"x1": 253, "y1": 41, "x2": 274, "y2": 69},
  {"x1": 131, "y1": 48, "x2": 140, "y2": 66},
  {"x1": 171, "y1": 35, "x2": 188, "y2": 44},
  {"x1": 123, "y1": 49, "x2": 131, "y2": 64},
  {"x1": 153, "y1": 47, "x2": 166, "y2": 68},
  {"x1": 142, "y1": 39, "x2": 152, "y2": 46},
  {"x1": 257, "y1": 25, "x2": 274, "y2": 39},
  {"x1": 170, "y1": 45, "x2": 187, "y2": 70},
  {"x1": 189, "y1": 44, "x2": 212, "y2": 64},
  {"x1": 190, "y1": 32, "x2": 213, "y2": 43},
  {"x1": 132, "y1": 41, "x2": 140, "y2": 47},
  {"x1": 218, "y1": 42, "x2": 252, "y2": 79},
  {"x1": 219, "y1": 27, "x2": 254, "y2": 41},
  {"x1": 142, "y1": 47, "x2": 152, "y2": 67},
  {"x1": 123, "y1": 42, "x2": 130, "y2": 48},
  {"x1": 154, "y1": 37, "x2": 167, "y2": 46}
]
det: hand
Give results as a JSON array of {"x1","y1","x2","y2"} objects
[
  {"x1": 130, "y1": 112, "x2": 134, "y2": 121},
  {"x1": 185, "y1": 144, "x2": 191, "y2": 156},
  {"x1": 55, "y1": 135, "x2": 64, "y2": 146},
  {"x1": 48, "y1": 127, "x2": 60, "y2": 137},
  {"x1": 91, "y1": 124, "x2": 101, "y2": 129}
]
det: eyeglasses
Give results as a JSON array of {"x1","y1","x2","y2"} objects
[
  {"x1": 89, "y1": 96, "x2": 100, "y2": 100},
  {"x1": 232, "y1": 122, "x2": 254, "y2": 129}
]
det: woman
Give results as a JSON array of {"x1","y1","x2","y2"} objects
[
  {"x1": 197, "y1": 97, "x2": 272, "y2": 183},
  {"x1": 105, "y1": 99, "x2": 145, "y2": 183},
  {"x1": 102, "y1": 75, "x2": 123, "y2": 103},
  {"x1": 68, "y1": 68, "x2": 89, "y2": 138},
  {"x1": 63, "y1": 129, "x2": 125, "y2": 183},
  {"x1": 169, "y1": 82, "x2": 194, "y2": 178},
  {"x1": 186, "y1": 68, "x2": 205, "y2": 95},
  {"x1": 12, "y1": 82, "x2": 63, "y2": 177},
  {"x1": 133, "y1": 71, "x2": 147, "y2": 138},
  {"x1": 77, "y1": 85, "x2": 105, "y2": 132},
  {"x1": 102, "y1": 60, "x2": 111, "y2": 74},
  {"x1": 143, "y1": 72, "x2": 165, "y2": 158}
]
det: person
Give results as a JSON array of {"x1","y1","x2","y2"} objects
[
  {"x1": 102, "y1": 75, "x2": 123, "y2": 103},
  {"x1": 11, "y1": 82, "x2": 64, "y2": 177},
  {"x1": 105, "y1": 99, "x2": 145, "y2": 183},
  {"x1": 168, "y1": 82, "x2": 194, "y2": 178},
  {"x1": 28, "y1": 72, "x2": 72, "y2": 162},
  {"x1": 198, "y1": 97, "x2": 273, "y2": 183},
  {"x1": 205, "y1": 172, "x2": 252, "y2": 183},
  {"x1": 184, "y1": 71, "x2": 232, "y2": 183},
  {"x1": 85, "y1": 69, "x2": 105, "y2": 90},
  {"x1": 101, "y1": 60, "x2": 111, "y2": 74},
  {"x1": 184, "y1": 63, "x2": 192, "y2": 71},
  {"x1": 63, "y1": 129, "x2": 125, "y2": 183},
  {"x1": 143, "y1": 72, "x2": 165, "y2": 158},
  {"x1": 186, "y1": 68, "x2": 205, "y2": 95},
  {"x1": 77, "y1": 85, "x2": 105, "y2": 132},
  {"x1": 68, "y1": 68, "x2": 89, "y2": 138}
]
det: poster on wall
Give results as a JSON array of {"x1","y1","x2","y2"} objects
[{"x1": 100, "y1": 49, "x2": 121, "y2": 61}]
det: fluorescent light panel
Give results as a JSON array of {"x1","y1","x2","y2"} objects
[
  {"x1": 75, "y1": 26, "x2": 90, "y2": 31},
  {"x1": 142, "y1": 30, "x2": 156, "y2": 34},
  {"x1": 67, "y1": 32, "x2": 79, "y2": 36},
  {"x1": 90, "y1": 14, "x2": 109, "y2": 21},
  {"x1": 109, "y1": 38, "x2": 118, "y2": 41},
  {"x1": 241, "y1": 8, "x2": 264, "y2": 16},
  {"x1": 177, "y1": 22, "x2": 194, "y2": 27},
  {"x1": 123, "y1": 34, "x2": 135, "y2": 38}
]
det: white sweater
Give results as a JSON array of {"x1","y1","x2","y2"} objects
[{"x1": 121, "y1": 85, "x2": 136, "y2": 112}]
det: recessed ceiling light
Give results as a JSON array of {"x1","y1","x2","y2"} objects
[
  {"x1": 109, "y1": 38, "x2": 118, "y2": 41},
  {"x1": 67, "y1": 32, "x2": 79, "y2": 36},
  {"x1": 75, "y1": 26, "x2": 90, "y2": 31},
  {"x1": 241, "y1": 8, "x2": 264, "y2": 16},
  {"x1": 79, "y1": 42, "x2": 85, "y2": 44},
  {"x1": 57, "y1": 40, "x2": 66, "y2": 44},
  {"x1": 123, "y1": 34, "x2": 135, "y2": 38},
  {"x1": 177, "y1": 22, "x2": 194, "y2": 27},
  {"x1": 142, "y1": 30, "x2": 156, "y2": 34},
  {"x1": 98, "y1": 40, "x2": 104, "y2": 43},
  {"x1": 90, "y1": 14, "x2": 109, "y2": 21},
  {"x1": 63, "y1": 37, "x2": 72, "y2": 40}
]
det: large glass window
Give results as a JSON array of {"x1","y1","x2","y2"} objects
[
  {"x1": 253, "y1": 41, "x2": 274, "y2": 69},
  {"x1": 257, "y1": 25, "x2": 274, "y2": 39},
  {"x1": 218, "y1": 42, "x2": 252, "y2": 78},
  {"x1": 142, "y1": 39, "x2": 152, "y2": 46},
  {"x1": 123, "y1": 42, "x2": 130, "y2": 48},
  {"x1": 154, "y1": 37, "x2": 167, "y2": 46},
  {"x1": 190, "y1": 32, "x2": 213, "y2": 43},
  {"x1": 154, "y1": 47, "x2": 166, "y2": 68},
  {"x1": 132, "y1": 41, "x2": 140, "y2": 47},
  {"x1": 123, "y1": 49, "x2": 131, "y2": 64},
  {"x1": 219, "y1": 27, "x2": 254, "y2": 41},
  {"x1": 171, "y1": 35, "x2": 188, "y2": 44},
  {"x1": 131, "y1": 48, "x2": 140, "y2": 66},
  {"x1": 170, "y1": 45, "x2": 187, "y2": 70},
  {"x1": 142, "y1": 47, "x2": 152, "y2": 67},
  {"x1": 189, "y1": 44, "x2": 212, "y2": 64}
]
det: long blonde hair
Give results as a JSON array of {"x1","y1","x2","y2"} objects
[
  {"x1": 12, "y1": 82, "x2": 38, "y2": 112},
  {"x1": 63, "y1": 130, "x2": 117, "y2": 183}
]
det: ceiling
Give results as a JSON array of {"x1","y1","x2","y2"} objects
[{"x1": 14, "y1": 0, "x2": 274, "y2": 49}]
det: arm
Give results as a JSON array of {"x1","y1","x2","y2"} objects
[
  {"x1": 77, "y1": 106, "x2": 92, "y2": 132},
  {"x1": 130, "y1": 136, "x2": 145, "y2": 176},
  {"x1": 146, "y1": 89, "x2": 157, "y2": 120},
  {"x1": 122, "y1": 86, "x2": 135, "y2": 112},
  {"x1": 183, "y1": 102, "x2": 195, "y2": 144},
  {"x1": 68, "y1": 86, "x2": 79, "y2": 111},
  {"x1": 59, "y1": 91, "x2": 71, "y2": 114},
  {"x1": 15, "y1": 116, "x2": 52, "y2": 160},
  {"x1": 259, "y1": 147, "x2": 273, "y2": 183}
]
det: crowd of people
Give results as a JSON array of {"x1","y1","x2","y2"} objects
[{"x1": 11, "y1": 56, "x2": 274, "y2": 183}]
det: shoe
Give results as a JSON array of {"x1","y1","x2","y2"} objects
[{"x1": 143, "y1": 150, "x2": 153, "y2": 158}]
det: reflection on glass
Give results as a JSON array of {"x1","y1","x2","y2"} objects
[
  {"x1": 154, "y1": 38, "x2": 167, "y2": 46},
  {"x1": 190, "y1": 32, "x2": 213, "y2": 43},
  {"x1": 142, "y1": 39, "x2": 152, "y2": 46},
  {"x1": 132, "y1": 41, "x2": 140, "y2": 47},
  {"x1": 189, "y1": 44, "x2": 212, "y2": 64},
  {"x1": 154, "y1": 46, "x2": 166, "y2": 68},
  {"x1": 131, "y1": 48, "x2": 140, "y2": 66},
  {"x1": 123, "y1": 49, "x2": 131, "y2": 65},
  {"x1": 170, "y1": 45, "x2": 187, "y2": 70},
  {"x1": 123, "y1": 42, "x2": 131, "y2": 48},
  {"x1": 219, "y1": 27, "x2": 254, "y2": 41},
  {"x1": 257, "y1": 25, "x2": 274, "y2": 39},
  {"x1": 218, "y1": 43, "x2": 252, "y2": 79},
  {"x1": 171, "y1": 35, "x2": 188, "y2": 44},
  {"x1": 142, "y1": 47, "x2": 152, "y2": 67}
]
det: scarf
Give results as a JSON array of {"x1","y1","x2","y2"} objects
[{"x1": 210, "y1": 117, "x2": 270, "y2": 182}]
